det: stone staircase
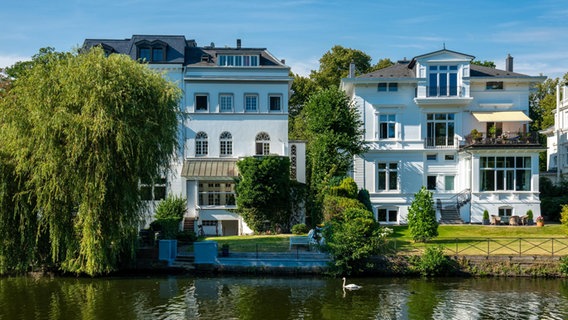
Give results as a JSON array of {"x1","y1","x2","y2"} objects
[
  {"x1": 437, "y1": 188, "x2": 471, "y2": 224},
  {"x1": 439, "y1": 207, "x2": 463, "y2": 224}
]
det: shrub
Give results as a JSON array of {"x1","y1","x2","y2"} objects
[
  {"x1": 150, "y1": 219, "x2": 180, "y2": 240},
  {"x1": 560, "y1": 204, "x2": 568, "y2": 229},
  {"x1": 291, "y1": 223, "x2": 309, "y2": 235},
  {"x1": 328, "y1": 177, "x2": 358, "y2": 199},
  {"x1": 415, "y1": 246, "x2": 450, "y2": 277},
  {"x1": 357, "y1": 189, "x2": 373, "y2": 212},
  {"x1": 155, "y1": 195, "x2": 187, "y2": 221},
  {"x1": 322, "y1": 195, "x2": 366, "y2": 222},
  {"x1": 483, "y1": 210, "x2": 489, "y2": 220},
  {"x1": 526, "y1": 209, "x2": 533, "y2": 221},
  {"x1": 407, "y1": 187, "x2": 438, "y2": 242},
  {"x1": 560, "y1": 256, "x2": 568, "y2": 276},
  {"x1": 176, "y1": 230, "x2": 197, "y2": 243}
]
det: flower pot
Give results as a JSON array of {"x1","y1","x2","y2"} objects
[{"x1": 536, "y1": 221, "x2": 544, "y2": 227}]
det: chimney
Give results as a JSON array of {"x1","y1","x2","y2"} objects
[
  {"x1": 506, "y1": 54, "x2": 513, "y2": 72},
  {"x1": 348, "y1": 61, "x2": 356, "y2": 78},
  {"x1": 236, "y1": 39, "x2": 241, "y2": 49}
]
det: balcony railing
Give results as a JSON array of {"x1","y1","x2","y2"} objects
[
  {"x1": 464, "y1": 131, "x2": 541, "y2": 147},
  {"x1": 421, "y1": 86, "x2": 465, "y2": 98},
  {"x1": 424, "y1": 137, "x2": 459, "y2": 149}
]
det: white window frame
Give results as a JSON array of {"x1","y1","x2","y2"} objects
[
  {"x1": 219, "y1": 94, "x2": 233, "y2": 112},
  {"x1": 195, "y1": 131, "x2": 208, "y2": 156},
  {"x1": 255, "y1": 132, "x2": 270, "y2": 155},
  {"x1": 377, "y1": 162, "x2": 398, "y2": 192},
  {"x1": 378, "y1": 114, "x2": 396, "y2": 139},
  {"x1": 377, "y1": 207, "x2": 398, "y2": 223},
  {"x1": 195, "y1": 94, "x2": 209, "y2": 112},
  {"x1": 269, "y1": 94, "x2": 282, "y2": 112},
  {"x1": 220, "y1": 131, "x2": 233, "y2": 156},
  {"x1": 245, "y1": 94, "x2": 258, "y2": 112}
]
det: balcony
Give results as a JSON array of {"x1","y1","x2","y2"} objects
[
  {"x1": 424, "y1": 137, "x2": 459, "y2": 149},
  {"x1": 414, "y1": 86, "x2": 473, "y2": 107},
  {"x1": 462, "y1": 132, "x2": 542, "y2": 149}
]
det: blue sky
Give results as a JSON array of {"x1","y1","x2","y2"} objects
[{"x1": 2, "y1": 0, "x2": 568, "y2": 79}]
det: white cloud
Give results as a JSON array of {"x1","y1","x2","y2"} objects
[
  {"x1": 0, "y1": 54, "x2": 30, "y2": 70},
  {"x1": 287, "y1": 57, "x2": 319, "y2": 77}
]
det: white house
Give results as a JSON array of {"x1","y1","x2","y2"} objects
[
  {"x1": 83, "y1": 35, "x2": 305, "y2": 235},
  {"x1": 341, "y1": 49, "x2": 545, "y2": 224},
  {"x1": 542, "y1": 85, "x2": 568, "y2": 183}
]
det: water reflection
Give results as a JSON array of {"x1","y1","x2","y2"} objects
[{"x1": 1, "y1": 276, "x2": 567, "y2": 319}]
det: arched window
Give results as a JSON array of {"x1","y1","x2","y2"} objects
[
  {"x1": 220, "y1": 131, "x2": 233, "y2": 156},
  {"x1": 195, "y1": 131, "x2": 208, "y2": 156},
  {"x1": 255, "y1": 132, "x2": 270, "y2": 155}
]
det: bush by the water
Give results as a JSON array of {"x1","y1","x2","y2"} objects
[{"x1": 413, "y1": 246, "x2": 451, "y2": 277}]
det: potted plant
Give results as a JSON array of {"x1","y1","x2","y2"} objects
[
  {"x1": 482, "y1": 209, "x2": 490, "y2": 225},
  {"x1": 470, "y1": 129, "x2": 482, "y2": 143},
  {"x1": 536, "y1": 216, "x2": 544, "y2": 227},
  {"x1": 488, "y1": 125, "x2": 497, "y2": 139},
  {"x1": 526, "y1": 209, "x2": 534, "y2": 225}
]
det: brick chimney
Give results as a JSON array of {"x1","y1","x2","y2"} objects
[{"x1": 506, "y1": 54, "x2": 513, "y2": 72}]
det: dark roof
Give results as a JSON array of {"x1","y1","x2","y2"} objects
[
  {"x1": 358, "y1": 61, "x2": 415, "y2": 79},
  {"x1": 82, "y1": 35, "x2": 286, "y2": 67},
  {"x1": 469, "y1": 64, "x2": 528, "y2": 77},
  {"x1": 83, "y1": 35, "x2": 188, "y2": 64}
]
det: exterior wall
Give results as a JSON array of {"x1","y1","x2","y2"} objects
[
  {"x1": 546, "y1": 85, "x2": 568, "y2": 182},
  {"x1": 344, "y1": 50, "x2": 543, "y2": 225}
]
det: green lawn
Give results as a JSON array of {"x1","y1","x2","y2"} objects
[
  {"x1": 388, "y1": 224, "x2": 568, "y2": 256},
  {"x1": 200, "y1": 225, "x2": 568, "y2": 256}
]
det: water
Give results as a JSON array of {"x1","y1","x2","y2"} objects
[{"x1": 1, "y1": 275, "x2": 567, "y2": 319}]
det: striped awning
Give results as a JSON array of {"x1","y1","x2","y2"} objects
[
  {"x1": 181, "y1": 159, "x2": 238, "y2": 180},
  {"x1": 472, "y1": 111, "x2": 532, "y2": 122}
]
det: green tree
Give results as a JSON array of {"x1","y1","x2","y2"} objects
[
  {"x1": 150, "y1": 195, "x2": 187, "y2": 239},
  {"x1": 310, "y1": 45, "x2": 372, "y2": 88},
  {"x1": 0, "y1": 47, "x2": 181, "y2": 275},
  {"x1": 369, "y1": 58, "x2": 395, "y2": 72},
  {"x1": 471, "y1": 60, "x2": 496, "y2": 68},
  {"x1": 407, "y1": 187, "x2": 438, "y2": 242},
  {"x1": 235, "y1": 156, "x2": 291, "y2": 232},
  {"x1": 323, "y1": 207, "x2": 391, "y2": 275},
  {"x1": 298, "y1": 87, "x2": 366, "y2": 223}
]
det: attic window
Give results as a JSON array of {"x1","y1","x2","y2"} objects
[
  {"x1": 486, "y1": 81, "x2": 504, "y2": 90},
  {"x1": 201, "y1": 54, "x2": 210, "y2": 62},
  {"x1": 218, "y1": 55, "x2": 259, "y2": 67},
  {"x1": 378, "y1": 83, "x2": 398, "y2": 92},
  {"x1": 136, "y1": 40, "x2": 167, "y2": 62}
]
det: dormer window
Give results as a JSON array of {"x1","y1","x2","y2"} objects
[
  {"x1": 428, "y1": 65, "x2": 458, "y2": 97},
  {"x1": 136, "y1": 40, "x2": 167, "y2": 62},
  {"x1": 218, "y1": 55, "x2": 259, "y2": 67}
]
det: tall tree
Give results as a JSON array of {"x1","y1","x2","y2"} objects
[
  {"x1": 235, "y1": 156, "x2": 291, "y2": 232},
  {"x1": 370, "y1": 58, "x2": 395, "y2": 72},
  {"x1": 297, "y1": 87, "x2": 366, "y2": 223},
  {"x1": 0, "y1": 47, "x2": 181, "y2": 275},
  {"x1": 310, "y1": 45, "x2": 372, "y2": 88}
]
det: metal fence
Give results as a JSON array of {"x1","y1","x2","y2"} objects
[{"x1": 387, "y1": 237, "x2": 568, "y2": 257}]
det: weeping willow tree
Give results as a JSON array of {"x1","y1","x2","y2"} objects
[{"x1": 0, "y1": 47, "x2": 181, "y2": 275}]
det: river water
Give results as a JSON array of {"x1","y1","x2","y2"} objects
[{"x1": 1, "y1": 275, "x2": 567, "y2": 319}]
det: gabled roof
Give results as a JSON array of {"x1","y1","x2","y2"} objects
[{"x1": 412, "y1": 48, "x2": 475, "y2": 61}]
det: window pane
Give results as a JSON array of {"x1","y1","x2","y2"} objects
[
  {"x1": 389, "y1": 171, "x2": 398, "y2": 190},
  {"x1": 445, "y1": 176, "x2": 454, "y2": 191},
  {"x1": 378, "y1": 209, "x2": 387, "y2": 221},
  {"x1": 378, "y1": 172, "x2": 386, "y2": 190},
  {"x1": 427, "y1": 176, "x2": 436, "y2": 190},
  {"x1": 269, "y1": 96, "x2": 281, "y2": 111},
  {"x1": 152, "y1": 48, "x2": 163, "y2": 61},
  {"x1": 388, "y1": 210, "x2": 397, "y2": 222},
  {"x1": 496, "y1": 170, "x2": 504, "y2": 190},
  {"x1": 139, "y1": 48, "x2": 151, "y2": 61},
  {"x1": 196, "y1": 95, "x2": 208, "y2": 111},
  {"x1": 378, "y1": 83, "x2": 387, "y2": 91}
]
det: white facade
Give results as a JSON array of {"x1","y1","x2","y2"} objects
[
  {"x1": 342, "y1": 49, "x2": 545, "y2": 224},
  {"x1": 83, "y1": 36, "x2": 303, "y2": 235},
  {"x1": 543, "y1": 85, "x2": 568, "y2": 183}
]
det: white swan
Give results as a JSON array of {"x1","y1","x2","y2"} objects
[{"x1": 342, "y1": 277, "x2": 362, "y2": 290}]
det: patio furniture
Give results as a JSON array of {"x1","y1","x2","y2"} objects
[
  {"x1": 490, "y1": 215, "x2": 501, "y2": 225},
  {"x1": 509, "y1": 216, "x2": 520, "y2": 226},
  {"x1": 520, "y1": 215, "x2": 529, "y2": 225}
]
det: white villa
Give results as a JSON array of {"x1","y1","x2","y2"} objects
[
  {"x1": 341, "y1": 49, "x2": 546, "y2": 224},
  {"x1": 83, "y1": 35, "x2": 305, "y2": 236},
  {"x1": 542, "y1": 85, "x2": 568, "y2": 183}
]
